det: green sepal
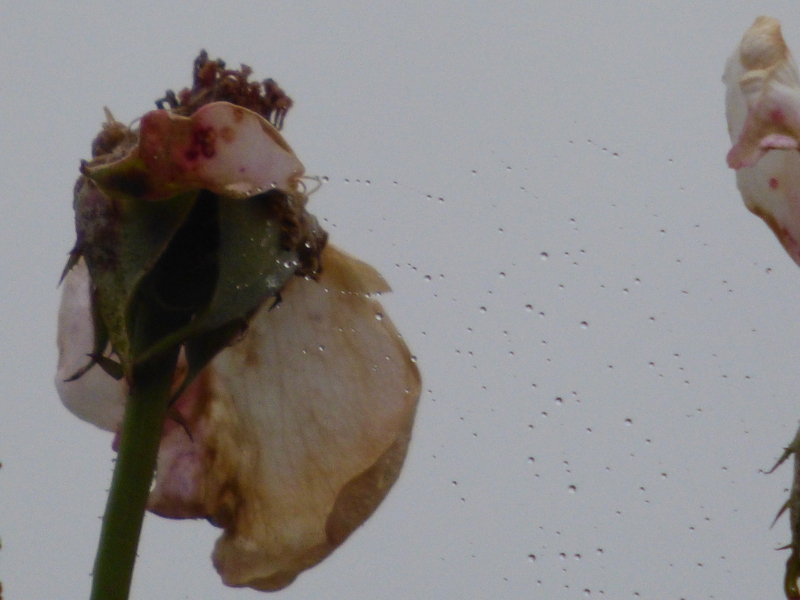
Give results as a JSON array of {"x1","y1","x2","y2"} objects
[
  {"x1": 75, "y1": 172, "x2": 299, "y2": 392},
  {"x1": 90, "y1": 354, "x2": 125, "y2": 381},
  {"x1": 134, "y1": 190, "x2": 298, "y2": 391},
  {"x1": 74, "y1": 177, "x2": 198, "y2": 375}
]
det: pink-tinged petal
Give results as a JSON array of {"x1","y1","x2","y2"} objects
[
  {"x1": 726, "y1": 17, "x2": 800, "y2": 266},
  {"x1": 726, "y1": 17, "x2": 800, "y2": 168},
  {"x1": 56, "y1": 259, "x2": 127, "y2": 432},
  {"x1": 147, "y1": 245, "x2": 421, "y2": 590},
  {"x1": 89, "y1": 102, "x2": 305, "y2": 201}
]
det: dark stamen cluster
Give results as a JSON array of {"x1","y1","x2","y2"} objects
[{"x1": 156, "y1": 50, "x2": 293, "y2": 129}]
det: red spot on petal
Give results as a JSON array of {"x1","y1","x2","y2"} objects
[
  {"x1": 770, "y1": 177, "x2": 779, "y2": 189},
  {"x1": 770, "y1": 108, "x2": 786, "y2": 126},
  {"x1": 186, "y1": 125, "x2": 216, "y2": 162}
]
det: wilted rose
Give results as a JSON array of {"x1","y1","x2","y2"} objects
[{"x1": 57, "y1": 55, "x2": 420, "y2": 591}]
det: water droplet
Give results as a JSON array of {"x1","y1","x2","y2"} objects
[
  {"x1": 479, "y1": 306, "x2": 487, "y2": 313},
  {"x1": 410, "y1": 355, "x2": 417, "y2": 363},
  {"x1": 568, "y1": 485, "x2": 577, "y2": 494},
  {"x1": 555, "y1": 397, "x2": 563, "y2": 405},
  {"x1": 525, "y1": 304, "x2": 533, "y2": 312},
  {"x1": 580, "y1": 321, "x2": 589, "y2": 329},
  {"x1": 499, "y1": 272, "x2": 506, "y2": 278},
  {"x1": 321, "y1": 175, "x2": 330, "y2": 183},
  {"x1": 375, "y1": 312, "x2": 384, "y2": 321},
  {"x1": 527, "y1": 456, "x2": 535, "y2": 464},
  {"x1": 624, "y1": 418, "x2": 633, "y2": 426},
  {"x1": 318, "y1": 345, "x2": 325, "y2": 352},
  {"x1": 528, "y1": 554, "x2": 537, "y2": 562},
  {"x1": 540, "y1": 252, "x2": 549, "y2": 260}
]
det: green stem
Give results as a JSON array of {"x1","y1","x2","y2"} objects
[{"x1": 89, "y1": 351, "x2": 178, "y2": 600}]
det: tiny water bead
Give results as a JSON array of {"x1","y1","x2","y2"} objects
[{"x1": 540, "y1": 252, "x2": 549, "y2": 260}]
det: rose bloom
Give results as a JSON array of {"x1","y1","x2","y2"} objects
[
  {"x1": 726, "y1": 16, "x2": 800, "y2": 266},
  {"x1": 56, "y1": 100, "x2": 421, "y2": 591}
]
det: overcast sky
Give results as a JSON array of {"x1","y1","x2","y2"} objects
[{"x1": 3, "y1": 2, "x2": 800, "y2": 599}]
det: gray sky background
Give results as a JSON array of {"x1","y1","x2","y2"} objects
[{"x1": 2, "y1": 2, "x2": 800, "y2": 598}]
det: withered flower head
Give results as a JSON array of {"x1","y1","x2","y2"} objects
[{"x1": 56, "y1": 52, "x2": 420, "y2": 591}]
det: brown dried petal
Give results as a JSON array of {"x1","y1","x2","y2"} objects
[{"x1": 147, "y1": 245, "x2": 420, "y2": 590}]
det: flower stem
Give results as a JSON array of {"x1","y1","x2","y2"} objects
[{"x1": 89, "y1": 350, "x2": 178, "y2": 600}]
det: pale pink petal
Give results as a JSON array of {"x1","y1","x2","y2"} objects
[
  {"x1": 726, "y1": 16, "x2": 800, "y2": 266},
  {"x1": 55, "y1": 259, "x2": 126, "y2": 432},
  {"x1": 147, "y1": 245, "x2": 421, "y2": 590},
  {"x1": 89, "y1": 102, "x2": 305, "y2": 201}
]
